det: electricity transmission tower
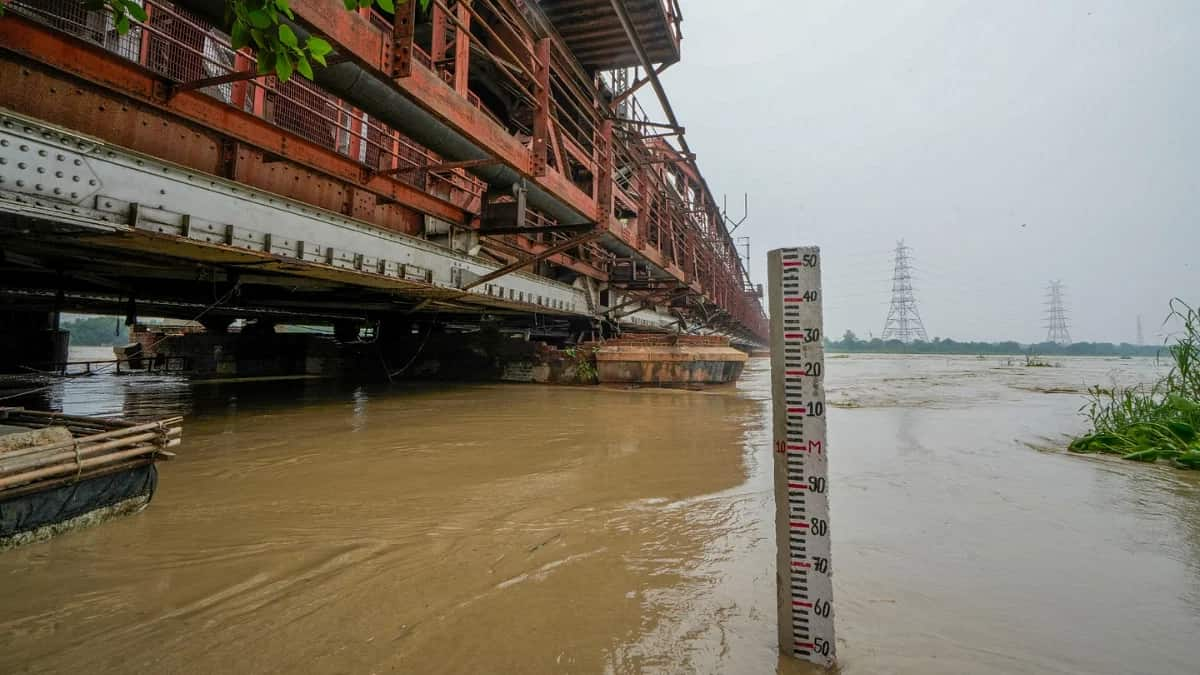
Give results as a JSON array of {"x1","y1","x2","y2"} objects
[
  {"x1": 1044, "y1": 280, "x2": 1072, "y2": 345},
  {"x1": 881, "y1": 240, "x2": 929, "y2": 343},
  {"x1": 1137, "y1": 315, "x2": 1144, "y2": 346}
]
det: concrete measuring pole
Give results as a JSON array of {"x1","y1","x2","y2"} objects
[{"x1": 768, "y1": 247, "x2": 835, "y2": 667}]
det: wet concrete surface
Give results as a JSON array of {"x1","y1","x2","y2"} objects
[{"x1": 1, "y1": 351, "x2": 1198, "y2": 673}]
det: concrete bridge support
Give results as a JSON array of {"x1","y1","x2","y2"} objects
[{"x1": 0, "y1": 310, "x2": 69, "y2": 374}]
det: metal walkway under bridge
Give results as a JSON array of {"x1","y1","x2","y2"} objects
[{"x1": 0, "y1": 0, "x2": 767, "y2": 346}]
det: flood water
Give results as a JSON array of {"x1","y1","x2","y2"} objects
[{"x1": 2, "y1": 351, "x2": 1199, "y2": 674}]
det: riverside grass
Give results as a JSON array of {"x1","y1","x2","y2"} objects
[{"x1": 1070, "y1": 300, "x2": 1200, "y2": 469}]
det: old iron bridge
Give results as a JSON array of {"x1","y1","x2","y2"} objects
[{"x1": 0, "y1": 0, "x2": 767, "y2": 347}]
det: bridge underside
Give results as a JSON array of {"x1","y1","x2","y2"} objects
[{"x1": 0, "y1": 106, "x2": 638, "y2": 336}]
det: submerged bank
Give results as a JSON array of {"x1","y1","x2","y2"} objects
[{"x1": 1, "y1": 354, "x2": 1198, "y2": 673}]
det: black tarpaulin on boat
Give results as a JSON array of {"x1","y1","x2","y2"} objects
[{"x1": 0, "y1": 465, "x2": 157, "y2": 539}]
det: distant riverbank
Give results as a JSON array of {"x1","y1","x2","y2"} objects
[
  {"x1": 60, "y1": 316, "x2": 127, "y2": 346},
  {"x1": 826, "y1": 333, "x2": 1159, "y2": 358}
]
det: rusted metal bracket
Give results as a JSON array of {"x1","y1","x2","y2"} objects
[
  {"x1": 611, "y1": 119, "x2": 682, "y2": 132},
  {"x1": 405, "y1": 227, "x2": 603, "y2": 315},
  {"x1": 481, "y1": 182, "x2": 526, "y2": 230},
  {"x1": 636, "y1": 152, "x2": 696, "y2": 167},
  {"x1": 609, "y1": 62, "x2": 673, "y2": 110},
  {"x1": 605, "y1": 285, "x2": 687, "y2": 315},
  {"x1": 478, "y1": 222, "x2": 594, "y2": 236},
  {"x1": 218, "y1": 139, "x2": 239, "y2": 179},
  {"x1": 462, "y1": 228, "x2": 603, "y2": 290},
  {"x1": 649, "y1": 145, "x2": 694, "y2": 160},
  {"x1": 167, "y1": 54, "x2": 349, "y2": 98},
  {"x1": 378, "y1": 157, "x2": 500, "y2": 177},
  {"x1": 168, "y1": 68, "x2": 272, "y2": 97},
  {"x1": 391, "y1": 0, "x2": 418, "y2": 78},
  {"x1": 597, "y1": 118, "x2": 613, "y2": 222},
  {"x1": 612, "y1": 288, "x2": 692, "y2": 320},
  {"x1": 531, "y1": 38, "x2": 551, "y2": 177},
  {"x1": 627, "y1": 129, "x2": 684, "y2": 140}
]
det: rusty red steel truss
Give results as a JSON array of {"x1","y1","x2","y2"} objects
[{"x1": 0, "y1": 0, "x2": 768, "y2": 342}]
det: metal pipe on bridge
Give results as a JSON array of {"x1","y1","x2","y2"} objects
[{"x1": 174, "y1": 0, "x2": 591, "y2": 228}]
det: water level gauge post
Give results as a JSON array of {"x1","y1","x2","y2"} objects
[{"x1": 768, "y1": 246, "x2": 835, "y2": 668}]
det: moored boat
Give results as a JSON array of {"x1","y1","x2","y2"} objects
[{"x1": 0, "y1": 408, "x2": 181, "y2": 549}]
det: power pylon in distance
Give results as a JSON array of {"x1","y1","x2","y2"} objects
[
  {"x1": 1137, "y1": 315, "x2": 1144, "y2": 346},
  {"x1": 881, "y1": 239, "x2": 929, "y2": 343},
  {"x1": 1044, "y1": 280, "x2": 1071, "y2": 345}
]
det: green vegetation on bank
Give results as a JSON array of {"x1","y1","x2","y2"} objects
[
  {"x1": 1070, "y1": 300, "x2": 1200, "y2": 469},
  {"x1": 63, "y1": 315, "x2": 128, "y2": 346},
  {"x1": 825, "y1": 331, "x2": 1159, "y2": 357}
]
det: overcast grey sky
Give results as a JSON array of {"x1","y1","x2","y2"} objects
[{"x1": 658, "y1": 0, "x2": 1198, "y2": 343}]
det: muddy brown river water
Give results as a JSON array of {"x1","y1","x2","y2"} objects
[{"x1": 2, "y1": 353, "x2": 1199, "y2": 674}]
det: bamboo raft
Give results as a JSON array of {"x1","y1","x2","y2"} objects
[{"x1": 0, "y1": 407, "x2": 181, "y2": 548}]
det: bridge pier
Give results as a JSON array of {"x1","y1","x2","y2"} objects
[
  {"x1": 0, "y1": 310, "x2": 69, "y2": 374},
  {"x1": 593, "y1": 334, "x2": 748, "y2": 386},
  {"x1": 125, "y1": 317, "x2": 592, "y2": 384},
  {"x1": 361, "y1": 322, "x2": 587, "y2": 384},
  {"x1": 128, "y1": 324, "x2": 338, "y2": 380}
]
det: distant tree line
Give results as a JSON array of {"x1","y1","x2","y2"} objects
[
  {"x1": 826, "y1": 331, "x2": 1161, "y2": 357},
  {"x1": 63, "y1": 315, "x2": 128, "y2": 346}
]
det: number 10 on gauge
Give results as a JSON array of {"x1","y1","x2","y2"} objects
[{"x1": 768, "y1": 247, "x2": 835, "y2": 668}]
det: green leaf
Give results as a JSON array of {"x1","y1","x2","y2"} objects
[
  {"x1": 307, "y1": 36, "x2": 333, "y2": 57},
  {"x1": 295, "y1": 54, "x2": 314, "y2": 79},
  {"x1": 256, "y1": 51, "x2": 276, "y2": 75},
  {"x1": 278, "y1": 24, "x2": 298, "y2": 48},
  {"x1": 230, "y1": 20, "x2": 250, "y2": 49},
  {"x1": 124, "y1": 0, "x2": 148, "y2": 22},
  {"x1": 309, "y1": 51, "x2": 327, "y2": 67},
  {"x1": 247, "y1": 8, "x2": 273, "y2": 29},
  {"x1": 376, "y1": 0, "x2": 395, "y2": 13},
  {"x1": 275, "y1": 55, "x2": 294, "y2": 82},
  {"x1": 274, "y1": 0, "x2": 295, "y2": 19},
  {"x1": 249, "y1": 28, "x2": 267, "y2": 49},
  {"x1": 343, "y1": 0, "x2": 357, "y2": 9},
  {"x1": 115, "y1": 12, "x2": 130, "y2": 34}
]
